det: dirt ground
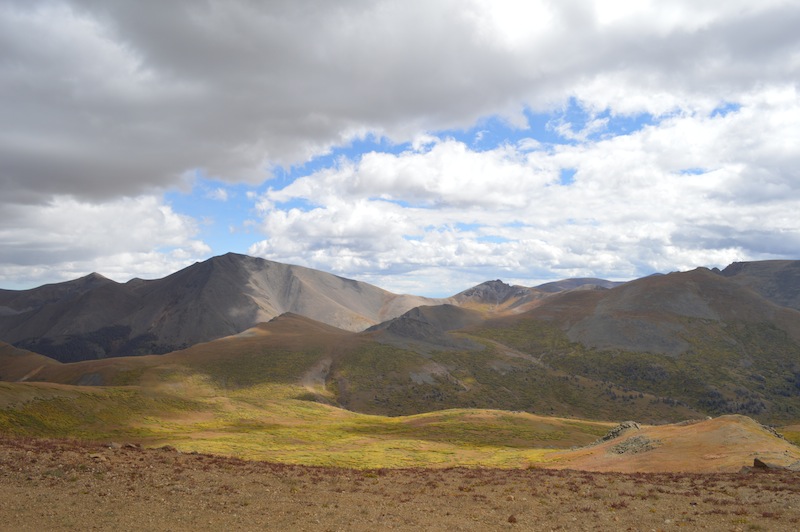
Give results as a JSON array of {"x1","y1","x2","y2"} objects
[{"x1": 1, "y1": 436, "x2": 799, "y2": 531}]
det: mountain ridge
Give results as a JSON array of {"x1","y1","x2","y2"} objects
[
  {"x1": 5, "y1": 255, "x2": 800, "y2": 423},
  {"x1": 2, "y1": 254, "x2": 800, "y2": 372},
  {"x1": 0, "y1": 253, "x2": 445, "y2": 360}
]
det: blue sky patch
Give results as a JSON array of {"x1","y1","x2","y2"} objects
[
  {"x1": 165, "y1": 179, "x2": 259, "y2": 254},
  {"x1": 477, "y1": 235, "x2": 512, "y2": 244},
  {"x1": 679, "y1": 168, "x2": 707, "y2": 176},
  {"x1": 711, "y1": 102, "x2": 742, "y2": 118},
  {"x1": 560, "y1": 168, "x2": 577, "y2": 186}
]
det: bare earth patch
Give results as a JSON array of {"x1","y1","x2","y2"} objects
[
  {"x1": 550, "y1": 415, "x2": 800, "y2": 473},
  {"x1": 2, "y1": 436, "x2": 799, "y2": 531}
]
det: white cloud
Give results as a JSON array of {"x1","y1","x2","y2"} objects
[
  {"x1": 207, "y1": 187, "x2": 230, "y2": 201},
  {"x1": 0, "y1": 195, "x2": 210, "y2": 287},
  {"x1": 267, "y1": 139, "x2": 552, "y2": 210},
  {"x1": 249, "y1": 89, "x2": 800, "y2": 295}
]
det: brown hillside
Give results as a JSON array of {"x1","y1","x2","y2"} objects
[
  {"x1": 0, "y1": 254, "x2": 443, "y2": 361},
  {"x1": 550, "y1": 415, "x2": 800, "y2": 473},
  {"x1": 0, "y1": 313, "x2": 358, "y2": 389},
  {"x1": 721, "y1": 260, "x2": 800, "y2": 311},
  {"x1": 530, "y1": 267, "x2": 800, "y2": 356}
]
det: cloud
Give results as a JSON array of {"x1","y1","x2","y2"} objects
[
  {"x1": 266, "y1": 138, "x2": 551, "y2": 210},
  {"x1": 4, "y1": 1, "x2": 798, "y2": 206},
  {"x1": 1, "y1": 1, "x2": 799, "y2": 292},
  {"x1": 249, "y1": 88, "x2": 800, "y2": 294},
  {"x1": 206, "y1": 187, "x2": 230, "y2": 202},
  {"x1": 0, "y1": 195, "x2": 210, "y2": 287}
]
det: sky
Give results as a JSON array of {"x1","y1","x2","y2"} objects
[{"x1": 1, "y1": 0, "x2": 799, "y2": 297}]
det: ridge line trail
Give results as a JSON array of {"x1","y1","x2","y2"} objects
[{"x1": 17, "y1": 365, "x2": 44, "y2": 382}]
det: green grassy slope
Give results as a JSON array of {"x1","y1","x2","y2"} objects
[
  {"x1": 466, "y1": 316, "x2": 800, "y2": 424},
  {"x1": 329, "y1": 338, "x2": 701, "y2": 422},
  {"x1": 2, "y1": 302, "x2": 799, "y2": 470},
  {"x1": 0, "y1": 379, "x2": 613, "y2": 468}
]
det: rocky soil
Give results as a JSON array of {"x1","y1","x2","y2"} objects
[{"x1": 2, "y1": 436, "x2": 799, "y2": 531}]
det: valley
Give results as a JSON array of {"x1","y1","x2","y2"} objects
[
  {"x1": 0, "y1": 254, "x2": 800, "y2": 472},
  {"x1": 2, "y1": 256, "x2": 800, "y2": 529}
]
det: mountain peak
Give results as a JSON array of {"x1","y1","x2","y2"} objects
[
  {"x1": 535, "y1": 277, "x2": 622, "y2": 293},
  {"x1": 717, "y1": 259, "x2": 800, "y2": 311},
  {"x1": 454, "y1": 280, "x2": 525, "y2": 305},
  {"x1": 46, "y1": 271, "x2": 114, "y2": 291},
  {"x1": 0, "y1": 253, "x2": 439, "y2": 361}
]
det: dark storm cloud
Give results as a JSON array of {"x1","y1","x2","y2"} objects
[{"x1": 3, "y1": 0, "x2": 797, "y2": 205}]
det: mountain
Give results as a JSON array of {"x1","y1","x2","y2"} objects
[
  {"x1": 0, "y1": 253, "x2": 443, "y2": 361},
  {"x1": 534, "y1": 277, "x2": 624, "y2": 293},
  {"x1": 3, "y1": 255, "x2": 800, "y2": 424},
  {"x1": 468, "y1": 265, "x2": 800, "y2": 422},
  {"x1": 452, "y1": 279, "x2": 540, "y2": 308},
  {"x1": 0, "y1": 255, "x2": 623, "y2": 362},
  {"x1": 718, "y1": 260, "x2": 800, "y2": 311},
  {"x1": 552, "y1": 267, "x2": 800, "y2": 356},
  {"x1": 0, "y1": 312, "x2": 705, "y2": 423},
  {"x1": 365, "y1": 304, "x2": 486, "y2": 350},
  {"x1": 5, "y1": 257, "x2": 800, "y2": 476},
  {"x1": 5, "y1": 261, "x2": 800, "y2": 424}
]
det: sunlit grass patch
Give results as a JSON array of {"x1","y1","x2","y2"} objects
[
  {"x1": 130, "y1": 401, "x2": 606, "y2": 468},
  {"x1": 0, "y1": 380, "x2": 603, "y2": 468},
  {"x1": 781, "y1": 427, "x2": 800, "y2": 446},
  {"x1": 0, "y1": 384, "x2": 205, "y2": 440}
]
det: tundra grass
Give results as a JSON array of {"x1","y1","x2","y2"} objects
[
  {"x1": 156, "y1": 405, "x2": 580, "y2": 468},
  {"x1": 332, "y1": 339, "x2": 699, "y2": 423},
  {"x1": 781, "y1": 426, "x2": 800, "y2": 446},
  {"x1": 0, "y1": 381, "x2": 607, "y2": 469},
  {"x1": 186, "y1": 348, "x2": 325, "y2": 388},
  {"x1": 0, "y1": 383, "x2": 204, "y2": 440},
  {"x1": 467, "y1": 318, "x2": 800, "y2": 424}
]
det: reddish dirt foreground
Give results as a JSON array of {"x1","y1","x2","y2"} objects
[
  {"x1": 1, "y1": 436, "x2": 800, "y2": 531},
  {"x1": 549, "y1": 415, "x2": 800, "y2": 473}
]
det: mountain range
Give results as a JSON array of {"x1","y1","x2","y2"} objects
[
  {"x1": 0, "y1": 253, "x2": 620, "y2": 361},
  {"x1": 0, "y1": 253, "x2": 444, "y2": 360},
  {"x1": 2, "y1": 254, "x2": 800, "y2": 425}
]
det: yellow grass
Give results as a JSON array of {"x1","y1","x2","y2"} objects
[{"x1": 0, "y1": 380, "x2": 606, "y2": 468}]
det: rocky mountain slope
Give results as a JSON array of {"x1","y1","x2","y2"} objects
[
  {"x1": 467, "y1": 266, "x2": 800, "y2": 422},
  {"x1": 0, "y1": 256, "x2": 617, "y2": 362},
  {"x1": 719, "y1": 259, "x2": 800, "y2": 311},
  {"x1": 2, "y1": 256, "x2": 800, "y2": 424},
  {"x1": 0, "y1": 253, "x2": 443, "y2": 361},
  {"x1": 546, "y1": 267, "x2": 800, "y2": 356}
]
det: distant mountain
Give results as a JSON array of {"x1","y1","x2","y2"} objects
[
  {"x1": 4, "y1": 258, "x2": 800, "y2": 424},
  {"x1": 449, "y1": 277, "x2": 622, "y2": 314},
  {"x1": 0, "y1": 314, "x2": 705, "y2": 424},
  {"x1": 543, "y1": 267, "x2": 800, "y2": 356},
  {"x1": 3, "y1": 253, "x2": 800, "y2": 427},
  {"x1": 718, "y1": 260, "x2": 800, "y2": 311},
  {"x1": 452, "y1": 279, "x2": 546, "y2": 313},
  {"x1": 365, "y1": 304, "x2": 485, "y2": 350},
  {"x1": 534, "y1": 277, "x2": 624, "y2": 293},
  {"x1": 0, "y1": 257, "x2": 629, "y2": 362},
  {"x1": 471, "y1": 265, "x2": 800, "y2": 421},
  {"x1": 0, "y1": 253, "x2": 443, "y2": 361}
]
